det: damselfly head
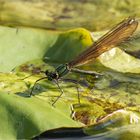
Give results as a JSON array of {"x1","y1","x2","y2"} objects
[{"x1": 45, "y1": 70, "x2": 58, "y2": 81}]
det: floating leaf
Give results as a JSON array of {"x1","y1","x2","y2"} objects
[{"x1": 0, "y1": 21, "x2": 140, "y2": 139}]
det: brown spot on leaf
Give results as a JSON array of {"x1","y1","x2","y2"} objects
[{"x1": 74, "y1": 111, "x2": 90, "y2": 125}]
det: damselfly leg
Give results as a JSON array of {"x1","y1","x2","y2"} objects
[
  {"x1": 30, "y1": 77, "x2": 48, "y2": 96},
  {"x1": 52, "y1": 80, "x2": 64, "y2": 106}
]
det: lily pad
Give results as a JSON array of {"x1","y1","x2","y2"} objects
[{"x1": 0, "y1": 24, "x2": 140, "y2": 140}]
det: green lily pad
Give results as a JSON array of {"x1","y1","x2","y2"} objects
[
  {"x1": 0, "y1": 71, "x2": 86, "y2": 139},
  {"x1": 0, "y1": 26, "x2": 92, "y2": 139},
  {"x1": 0, "y1": 24, "x2": 140, "y2": 139},
  {"x1": 0, "y1": 26, "x2": 57, "y2": 72}
]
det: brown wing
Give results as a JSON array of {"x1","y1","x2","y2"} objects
[{"x1": 68, "y1": 17, "x2": 138, "y2": 68}]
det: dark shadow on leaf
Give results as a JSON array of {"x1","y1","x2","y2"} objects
[
  {"x1": 43, "y1": 29, "x2": 91, "y2": 64},
  {"x1": 15, "y1": 83, "x2": 50, "y2": 97},
  {"x1": 15, "y1": 92, "x2": 31, "y2": 98},
  {"x1": 33, "y1": 127, "x2": 86, "y2": 139}
]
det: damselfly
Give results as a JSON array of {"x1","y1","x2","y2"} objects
[{"x1": 30, "y1": 17, "x2": 138, "y2": 105}]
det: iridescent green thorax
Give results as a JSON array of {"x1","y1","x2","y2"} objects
[{"x1": 55, "y1": 64, "x2": 70, "y2": 78}]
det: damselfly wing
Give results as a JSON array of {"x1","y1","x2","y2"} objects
[{"x1": 68, "y1": 17, "x2": 138, "y2": 68}]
